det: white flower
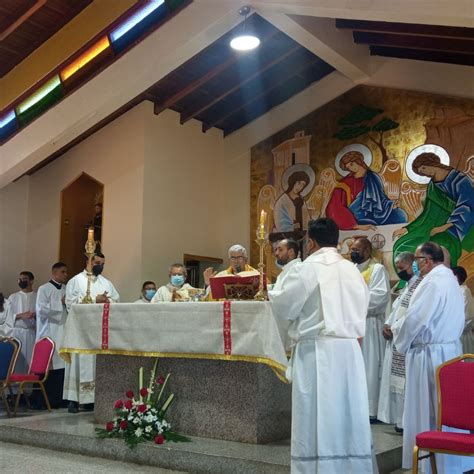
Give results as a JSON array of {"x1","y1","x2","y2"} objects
[
  {"x1": 145, "y1": 426, "x2": 152, "y2": 433},
  {"x1": 135, "y1": 428, "x2": 143, "y2": 437},
  {"x1": 133, "y1": 417, "x2": 140, "y2": 425},
  {"x1": 127, "y1": 414, "x2": 134, "y2": 421}
]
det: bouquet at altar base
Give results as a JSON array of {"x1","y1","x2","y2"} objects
[{"x1": 95, "y1": 359, "x2": 190, "y2": 449}]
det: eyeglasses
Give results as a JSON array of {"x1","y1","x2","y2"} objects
[
  {"x1": 414, "y1": 256, "x2": 430, "y2": 261},
  {"x1": 229, "y1": 256, "x2": 245, "y2": 260}
]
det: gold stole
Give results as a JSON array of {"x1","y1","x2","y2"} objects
[{"x1": 360, "y1": 263, "x2": 375, "y2": 284}]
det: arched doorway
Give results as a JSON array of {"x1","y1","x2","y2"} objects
[{"x1": 59, "y1": 173, "x2": 104, "y2": 277}]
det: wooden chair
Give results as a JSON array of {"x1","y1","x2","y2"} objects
[
  {"x1": 413, "y1": 354, "x2": 474, "y2": 473},
  {"x1": 0, "y1": 337, "x2": 21, "y2": 417},
  {"x1": 8, "y1": 337, "x2": 55, "y2": 416}
]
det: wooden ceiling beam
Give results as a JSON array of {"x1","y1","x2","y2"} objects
[
  {"x1": 180, "y1": 44, "x2": 300, "y2": 125},
  {"x1": 0, "y1": 0, "x2": 47, "y2": 42},
  {"x1": 354, "y1": 31, "x2": 474, "y2": 54},
  {"x1": 201, "y1": 57, "x2": 323, "y2": 132},
  {"x1": 152, "y1": 27, "x2": 281, "y2": 116},
  {"x1": 336, "y1": 19, "x2": 474, "y2": 40}
]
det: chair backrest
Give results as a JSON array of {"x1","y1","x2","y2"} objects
[
  {"x1": 437, "y1": 354, "x2": 474, "y2": 431},
  {"x1": 0, "y1": 337, "x2": 20, "y2": 381},
  {"x1": 29, "y1": 337, "x2": 55, "y2": 378}
]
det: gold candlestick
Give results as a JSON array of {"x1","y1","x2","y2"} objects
[
  {"x1": 81, "y1": 227, "x2": 96, "y2": 304},
  {"x1": 254, "y1": 210, "x2": 268, "y2": 301}
]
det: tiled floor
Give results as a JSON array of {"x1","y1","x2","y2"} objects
[{"x1": 0, "y1": 440, "x2": 182, "y2": 473}]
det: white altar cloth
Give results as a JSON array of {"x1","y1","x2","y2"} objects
[{"x1": 59, "y1": 301, "x2": 288, "y2": 380}]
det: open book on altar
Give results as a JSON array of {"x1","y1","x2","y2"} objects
[{"x1": 209, "y1": 271, "x2": 266, "y2": 300}]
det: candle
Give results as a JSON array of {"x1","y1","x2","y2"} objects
[
  {"x1": 87, "y1": 227, "x2": 94, "y2": 241},
  {"x1": 259, "y1": 210, "x2": 266, "y2": 227},
  {"x1": 139, "y1": 367, "x2": 144, "y2": 401}
]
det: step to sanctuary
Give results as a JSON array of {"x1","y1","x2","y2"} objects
[{"x1": 0, "y1": 410, "x2": 402, "y2": 473}]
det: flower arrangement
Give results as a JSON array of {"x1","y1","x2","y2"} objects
[{"x1": 96, "y1": 359, "x2": 190, "y2": 448}]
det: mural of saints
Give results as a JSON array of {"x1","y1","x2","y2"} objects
[
  {"x1": 326, "y1": 144, "x2": 407, "y2": 230},
  {"x1": 393, "y1": 145, "x2": 474, "y2": 266}
]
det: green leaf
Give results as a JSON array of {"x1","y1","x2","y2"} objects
[
  {"x1": 333, "y1": 125, "x2": 370, "y2": 140},
  {"x1": 337, "y1": 105, "x2": 383, "y2": 126},
  {"x1": 164, "y1": 431, "x2": 192, "y2": 443},
  {"x1": 371, "y1": 117, "x2": 399, "y2": 132}
]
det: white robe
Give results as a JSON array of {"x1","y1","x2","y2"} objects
[
  {"x1": 269, "y1": 247, "x2": 377, "y2": 474},
  {"x1": 8, "y1": 290, "x2": 37, "y2": 373},
  {"x1": 151, "y1": 283, "x2": 195, "y2": 302},
  {"x1": 358, "y1": 259, "x2": 390, "y2": 418},
  {"x1": 392, "y1": 265, "x2": 466, "y2": 473},
  {"x1": 36, "y1": 281, "x2": 67, "y2": 370},
  {"x1": 0, "y1": 300, "x2": 14, "y2": 337},
  {"x1": 63, "y1": 271, "x2": 119, "y2": 404},
  {"x1": 460, "y1": 285, "x2": 474, "y2": 354},
  {"x1": 377, "y1": 275, "x2": 419, "y2": 427}
]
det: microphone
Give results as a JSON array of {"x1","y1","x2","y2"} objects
[{"x1": 235, "y1": 265, "x2": 242, "y2": 273}]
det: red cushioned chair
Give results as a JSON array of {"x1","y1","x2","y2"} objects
[
  {"x1": 8, "y1": 337, "x2": 55, "y2": 416},
  {"x1": 0, "y1": 337, "x2": 21, "y2": 417},
  {"x1": 413, "y1": 354, "x2": 474, "y2": 474}
]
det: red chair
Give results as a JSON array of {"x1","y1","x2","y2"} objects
[
  {"x1": 8, "y1": 337, "x2": 55, "y2": 416},
  {"x1": 413, "y1": 354, "x2": 474, "y2": 474},
  {"x1": 0, "y1": 337, "x2": 21, "y2": 417}
]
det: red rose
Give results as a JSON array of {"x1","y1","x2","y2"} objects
[
  {"x1": 106, "y1": 422, "x2": 114, "y2": 432},
  {"x1": 154, "y1": 434, "x2": 165, "y2": 444},
  {"x1": 119, "y1": 420, "x2": 128, "y2": 430},
  {"x1": 139, "y1": 387, "x2": 148, "y2": 397},
  {"x1": 124, "y1": 400, "x2": 133, "y2": 410},
  {"x1": 114, "y1": 400, "x2": 124, "y2": 409},
  {"x1": 137, "y1": 404, "x2": 147, "y2": 413},
  {"x1": 126, "y1": 390, "x2": 134, "y2": 399},
  {"x1": 157, "y1": 376, "x2": 165, "y2": 385}
]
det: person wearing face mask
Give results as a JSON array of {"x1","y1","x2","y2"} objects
[
  {"x1": 8, "y1": 271, "x2": 37, "y2": 374},
  {"x1": 64, "y1": 252, "x2": 119, "y2": 413},
  {"x1": 378, "y1": 252, "x2": 422, "y2": 433},
  {"x1": 134, "y1": 281, "x2": 157, "y2": 303},
  {"x1": 269, "y1": 218, "x2": 376, "y2": 474},
  {"x1": 0, "y1": 293, "x2": 14, "y2": 337},
  {"x1": 451, "y1": 266, "x2": 474, "y2": 355},
  {"x1": 350, "y1": 237, "x2": 390, "y2": 423},
  {"x1": 151, "y1": 264, "x2": 195, "y2": 302},
  {"x1": 391, "y1": 242, "x2": 466, "y2": 473}
]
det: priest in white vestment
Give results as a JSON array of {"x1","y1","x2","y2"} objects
[
  {"x1": 63, "y1": 253, "x2": 119, "y2": 412},
  {"x1": 151, "y1": 264, "x2": 195, "y2": 302},
  {"x1": 9, "y1": 271, "x2": 37, "y2": 373},
  {"x1": 133, "y1": 281, "x2": 157, "y2": 303},
  {"x1": 378, "y1": 252, "x2": 421, "y2": 432},
  {"x1": 452, "y1": 266, "x2": 474, "y2": 354},
  {"x1": 35, "y1": 262, "x2": 69, "y2": 408},
  {"x1": 351, "y1": 237, "x2": 390, "y2": 420},
  {"x1": 0, "y1": 295, "x2": 14, "y2": 336},
  {"x1": 269, "y1": 218, "x2": 377, "y2": 474},
  {"x1": 392, "y1": 242, "x2": 466, "y2": 473}
]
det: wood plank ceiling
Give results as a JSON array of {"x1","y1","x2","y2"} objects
[
  {"x1": 336, "y1": 19, "x2": 474, "y2": 67},
  {"x1": 145, "y1": 14, "x2": 335, "y2": 136},
  {"x1": 0, "y1": 0, "x2": 92, "y2": 78}
]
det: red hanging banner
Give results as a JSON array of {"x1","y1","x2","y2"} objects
[
  {"x1": 223, "y1": 300, "x2": 232, "y2": 355},
  {"x1": 101, "y1": 303, "x2": 110, "y2": 350}
]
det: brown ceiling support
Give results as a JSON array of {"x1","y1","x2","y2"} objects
[
  {"x1": 336, "y1": 19, "x2": 474, "y2": 40},
  {"x1": 0, "y1": 0, "x2": 47, "y2": 42},
  {"x1": 180, "y1": 45, "x2": 300, "y2": 125},
  {"x1": 201, "y1": 56, "x2": 322, "y2": 132},
  {"x1": 353, "y1": 31, "x2": 474, "y2": 54}
]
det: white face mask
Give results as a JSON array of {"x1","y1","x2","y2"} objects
[{"x1": 275, "y1": 259, "x2": 284, "y2": 270}]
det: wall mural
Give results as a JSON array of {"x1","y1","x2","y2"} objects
[{"x1": 251, "y1": 86, "x2": 474, "y2": 289}]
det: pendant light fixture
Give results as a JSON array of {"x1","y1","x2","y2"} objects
[{"x1": 230, "y1": 5, "x2": 260, "y2": 51}]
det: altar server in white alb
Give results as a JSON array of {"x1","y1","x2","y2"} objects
[
  {"x1": 452, "y1": 266, "x2": 474, "y2": 354},
  {"x1": 377, "y1": 252, "x2": 421, "y2": 433},
  {"x1": 351, "y1": 237, "x2": 390, "y2": 420},
  {"x1": 9, "y1": 271, "x2": 37, "y2": 373},
  {"x1": 35, "y1": 262, "x2": 69, "y2": 408},
  {"x1": 0, "y1": 294, "x2": 14, "y2": 336},
  {"x1": 269, "y1": 218, "x2": 376, "y2": 474},
  {"x1": 392, "y1": 242, "x2": 466, "y2": 473},
  {"x1": 64, "y1": 253, "x2": 119, "y2": 413}
]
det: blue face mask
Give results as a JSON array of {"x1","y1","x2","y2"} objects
[
  {"x1": 171, "y1": 275, "x2": 185, "y2": 287},
  {"x1": 144, "y1": 289, "x2": 156, "y2": 300},
  {"x1": 412, "y1": 260, "x2": 420, "y2": 276}
]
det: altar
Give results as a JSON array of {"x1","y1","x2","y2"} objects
[{"x1": 60, "y1": 301, "x2": 291, "y2": 443}]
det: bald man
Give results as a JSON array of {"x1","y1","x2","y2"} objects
[{"x1": 351, "y1": 237, "x2": 390, "y2": 421}]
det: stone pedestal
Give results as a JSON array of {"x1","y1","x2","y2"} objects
[{"x1": 94, "y1": 355, "x2": 291, "y2": 444}]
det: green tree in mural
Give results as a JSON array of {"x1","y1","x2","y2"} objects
[{"x1": 333, "y1": 105, "x2": 399, "y2": 164}]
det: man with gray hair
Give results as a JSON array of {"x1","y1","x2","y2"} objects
[
  {"x1": 378, "y1": 251, "x2": 421, "y2": 433},
  {"x1": 203, "y1": 244, "x2": 258, "y2": 287},
  {"x1": 152, "y1": 264, "x2": 195, "y2": 302}
]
